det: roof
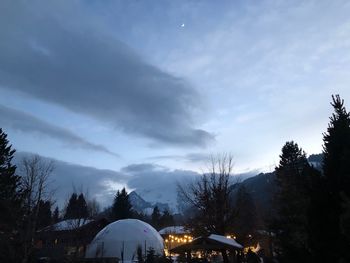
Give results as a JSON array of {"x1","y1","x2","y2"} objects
[
  {"x1": 38, "y1": 218, "x2": 93, "y2": 232},
  {"x1": 159, "y1": 226, "x2": 190, "y2": 235},
  {"x1": 170, "y1": 234, "x2": 243, "y2": 253},
  {"x1": 208, "y1": 234, "x2": 243, "y2": 249}
]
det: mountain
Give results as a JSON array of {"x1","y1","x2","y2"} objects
[
  {"x1": 308, "y1": 153, "x2": 323, "y2": 170},
  {"x1": 129, "y1": 191, "x2": 152, "y2": 212},
  {"x1": 129, "y1": 191, "x2": 170, "y2": 215},
  {"x1": 236, "y1": 153, "x2": 323, "y2": 223},
  {"x1": 240, "y1": 172, "x2": 276, "y2": 220}
]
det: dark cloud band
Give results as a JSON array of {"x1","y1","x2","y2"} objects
[
  {"x1": 0, "y1": 1, "x2": 213, "y2": 147},
  {"x1": 0, "y1": 104, "x2": 118, "y2": 157}
]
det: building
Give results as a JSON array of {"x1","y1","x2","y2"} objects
[{"x1": 35, "y1": 218, "x2": 109, "y2": 261}]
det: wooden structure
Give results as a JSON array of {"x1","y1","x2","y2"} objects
[{"x1": 170, "y1": 234, "x2": 243, "y2": 263}]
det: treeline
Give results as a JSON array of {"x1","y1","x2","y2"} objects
[{"x1": 272, "y1": 95, "x2": 350, "y2": 263}]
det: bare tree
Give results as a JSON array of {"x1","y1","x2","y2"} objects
[
  {"x1": 88, "y1": 198, "x2": 101, "y2": 218},
  {"x1": 177, "y1": 153, "x2": 240, "y2": 236},
  {"x1": 20, "y1": 154, "x2": 54, "y2": 263},
  {"x1": 177, "y1": 154, "x2": 240, "y2": 263}
]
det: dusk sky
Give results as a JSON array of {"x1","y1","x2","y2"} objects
[{"x1": 1, "y1": 0, "x2": 350, "y2": 207}]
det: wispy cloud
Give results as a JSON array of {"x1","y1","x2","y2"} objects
[
  {"x1": 0, "y1": 105, "x2": 118, "y2": 157},
  {"x1": 147, "y1": 152, "x2": 210, "y2": 163}
]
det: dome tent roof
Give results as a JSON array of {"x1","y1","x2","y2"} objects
[{"x1": 85, "y1": 219, "x2": 164, "y2": 261}]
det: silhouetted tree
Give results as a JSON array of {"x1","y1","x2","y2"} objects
[
  {"x1": 178, "y1": 154, "x2": 239, "y2": 237},
  {"x1": 20, "y1": 154, "x2": 54, "y2": 263},
  {"x1": 36, "y1": 200, "x2": 52, "y2": 229},
  {"x1": 273, "y1": 141, "x2": 319, "y2": 263},
  {"x1": 64, "y1": 192, "x2": 89, "y2": 219},
  {"x1": 77, "y1": 193, "x2": 89, "y2": 218},
  {"x1": 178, "y1": 154, "x2": 238, "y2": 263},
  {"x1": 321, "y1": 94, "x2": 350, "y2": 262},
  {"x1": 87, "y1": 198, "x2": 100, "y2": 217},
  {"x1": 151, "y1": 206, "x2": 161, "y2": 229},
  {"x1": 234, "y1": 185, "x2": 258, "y2": 246},
  {"x1": 159, "y1": 210, "x2": 174, "y2": 229},
  {"x1": 0, "y1": 128, "x2": 23, "y2": 263},
  {"x1": 111, "y1": 187, "x2": 132, "y2": 221},
  {"x1": 145, "y1": 247, "x2": 156, "y2": 263},
  {"x1": 65, "y1": 193, "x2": 78, "y2": 219}
]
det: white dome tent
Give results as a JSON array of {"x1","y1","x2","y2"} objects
[{"x1": 85, "y1": 219, "x2": 164, "y2": 261}]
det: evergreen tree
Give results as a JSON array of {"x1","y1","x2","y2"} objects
[
  {"x1": 36, "y1": 200, "x2": 52, "y2": 229},
  {"x1": 65, "y1": 193, "x2": 78, "y2": 219},
  {"x1": 64, "y1": 193, "x2": 89, "y2": 219},
  {"x1": 159, "y1": 210, "x2": 174, "y2": 229},
  {"x1": 145, "y1": 247, "x2": 156, "y2": 263},
  {"x1": 111, "y1": 187, "x2": 132, "y2": 221},
  {"x1": 234, "y1": 185, "x2": 258, "y2": 246},
  {"x1": 321, "y1": 95, "x2": 350, "y2": 262},
  {"x1": 0, "y1": 128, "x2": 22, "y2": 229},
  {"x1": 76, "y1": 193, "x2": 89, "y2": 218},
  {"x1": 273, "y1": 141, "x2": 315, "y2": 263},
  {"x1": 151, "y1": 206, "x2": 161, "y2": 229},
  {"x1": 0, "y1": 128, "x2": 23, "y2": 263}
]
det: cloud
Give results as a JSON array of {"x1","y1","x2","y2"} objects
[
  {"x1": 0, "y1": 104, "x2": 118, "y2": 157},
  {"x1": 14, "y1": 152, "x2": 128, "y2": 208},
  {"x1": 13, "y1": 152, "x2": 199, "y2": 211},
  {"x1": 13, "y1": 152, "x2": 259, "y2": 211},
  {"x1": 0, "y1": 1, "x2": 213, "y2": 147},
  {"x1": 147, "y1": 152, "x2": 210, "y2": 163},
  {"x1": 121, "y1": 163, "x2": 166, "y2": 173},
  {"x1": 123, "y1": 163, "x2": 199, "y2": 211}
]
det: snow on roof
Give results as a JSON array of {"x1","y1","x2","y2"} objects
[
  {"x1": 39, "y1": 219, "x2": 93, "y2": 232},
  {"x1": 208, "y1": 234, "x2": 243, "y2": 249},
  {"x1": 159, "y1": 226, "x2": 189, "y2": 235}
]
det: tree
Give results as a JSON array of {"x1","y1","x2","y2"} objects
[
  {"x1": 233, "y1": 185, "x2": 258, "y2": 246},
  {"x1": 65, "y1": 193, "x2": 78, "y2": 219},
  {"x1": 64, "y1": 192, "x2": 89, "y2": 219},
  {"x1": 272, "y1": 141, "x2": 320, "y2": 263},
  {"x1": 321, "y1": 94, "x2": 350, "y2": 262},
  {"x1": 36, "y1": 200, "x2": 52, "y2": 229},
  {"x1": 0, "y1": 128, "x2": 23, "y2": 263},
  {"x1": 178, "y1": 154, "x2": 238, "y2": 236},
  {"x1": 111, "y1": 187, "x2": 133, "y2": 221},
  {"x1": 0, "y1": 128, "x2": 23, "y2": 226},
  {"x1": 177, "y1": 154, "x2": 238, "y2": 263},
  {"x1": 151, "y1": 206, "x2": 161, "y2": 229},
  {"x1": 87, "y1": 198, "x2": 100, "y2": 218},
  {"x1": 76, "y1": 193, "x2": 89, "y2": 218},
  {"x1": 159, "y1": 210, "x2": 174, "y2": 229},
  {"x1": 20, "y1": 154, "x2": 54, "y2": 263}
]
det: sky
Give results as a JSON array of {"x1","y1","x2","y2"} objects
[{"x1": 1, "y1": 0, "x2": 350, "y2": 208}]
